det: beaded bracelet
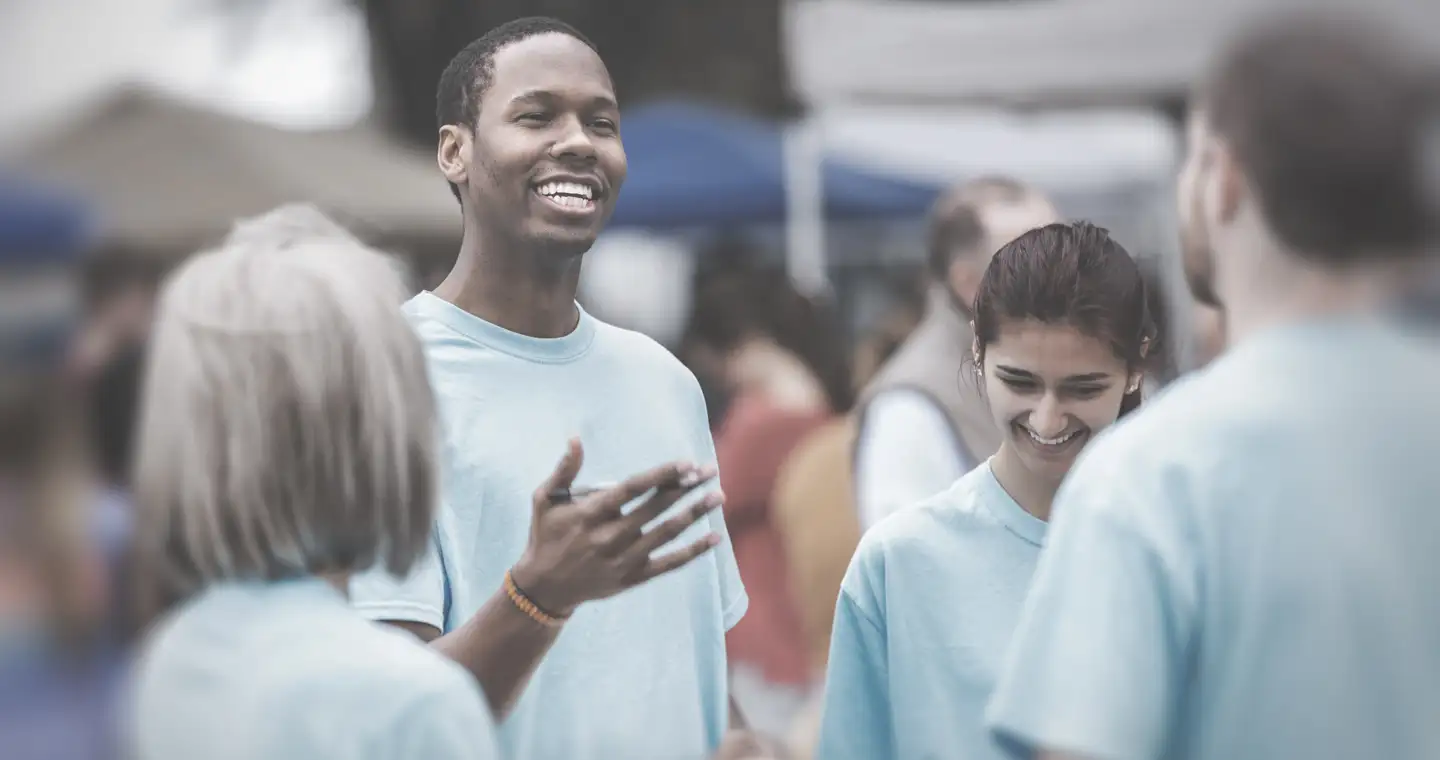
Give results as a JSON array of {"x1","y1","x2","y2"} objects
[{"x1": 503, "y1": 569, "x2": 568, "y2": 628}]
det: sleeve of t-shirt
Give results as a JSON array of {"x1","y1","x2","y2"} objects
[
  {"x1": 391, "y1": 671, "x2": 502, "y2": 760},
  {"x1": 349, "y1": 519, "x2": 449, "y2": 632},
  {"x1": 686, "y1": 374, "x2": 749, "y2": 632},
  {"x1": 985, "y1": 453, "x2": 1200, "y2": 760},
  {"x1": 855, "y1": 389, "x2": 969, "y2": 530},
  {"x1": 814, "y1": 547, "x2": 892, "y2": 760}
]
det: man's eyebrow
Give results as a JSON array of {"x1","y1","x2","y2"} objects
[{"x1": 506, "y1": 90, "x2": 619, "y2": 111}]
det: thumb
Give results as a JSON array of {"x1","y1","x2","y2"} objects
[{"x1": 535, "y1": 438, "x2": 584, "y2": 510}]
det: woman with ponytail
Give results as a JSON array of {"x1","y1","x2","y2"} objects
[{"x1": 816, "y1": 221, "x2": 1161, "y2": 760}]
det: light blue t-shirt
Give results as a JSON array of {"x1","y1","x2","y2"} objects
[
  {"x1": 987, "y1": 317, "x2": 1440, "y2": 760},
  {"x1": 350, "y1": 293, "x2": 747, "y2": 760},
  {"x1": 817, "y1": 461, "x2": 1046, "y2": 760},
  {"x1": 129, "y1": 578, "x2": 499, "y2": 760}
]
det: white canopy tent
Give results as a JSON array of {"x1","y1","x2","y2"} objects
[
  {"x1": 784, "y1": 0, "x2": 1437, "y2": 107},
  {"x1": 779, "y1": 0, "x2": 1437, "y2": 370}
]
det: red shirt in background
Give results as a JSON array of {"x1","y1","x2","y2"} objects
[{"x1": 715, "y1": 391, "x2": 830, "y2": 688}]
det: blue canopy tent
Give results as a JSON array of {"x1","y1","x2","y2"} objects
[
  {"x1": 0, "y1": 174, "x2": 92, "y2": 262},
  {"x1": 0, "y1": 174, "x2": 92, "y2": 368},
  {"x1": 609, "y1": 101, "x2": 940, "y2": 228}
]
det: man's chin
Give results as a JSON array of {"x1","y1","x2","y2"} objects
[
  {"x1": 525, "y1": 226, "x2": 601, "y2": 261},
  {"x1": 1184, "y1": 268, "x2": 1222, "y2": 309}
]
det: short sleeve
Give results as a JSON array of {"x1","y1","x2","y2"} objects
[
  {"x1": 391, "y1": 672, "x2": 502, "y2": 760},
  {"x1": 985, "y1": 466, "x2": 1199, "y2": 760},
  {"x1": 855, "y1": 389, "x2": 968, "y2": 530},
  {"x1": 814, "y1": 555, "x2": 893, "y2": 760},
  {"x1": 686, "y1": 375, "x2": 749, "y2": 631},
  {"x1": 349, "y1": 523, "x2": 448, "y2": 632}
]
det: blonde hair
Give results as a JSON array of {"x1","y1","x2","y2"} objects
[
  {"x1": 134, "y1": 229, "x2": 436, "y2": 596},
  {"x1": 225, "y1": 203, "x2": 362, "y2": 249}
]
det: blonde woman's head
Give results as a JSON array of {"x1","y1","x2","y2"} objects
[{"x1": 134, "y1": 228, "x2": 435, "y2": 597}]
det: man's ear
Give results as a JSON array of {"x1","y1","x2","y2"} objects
[
  {"x1": 437, "y1": 124, "x2": 471, "y2": 188},
  {"x1": 1212, "y1": 141, "x2": 1247, "y2": 226}
]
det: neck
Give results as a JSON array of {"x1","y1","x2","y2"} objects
[
  {"x1": 989, "y1": 443, "x2": 1059, "y2": 522},
  {"x1": 1218, "y1": 243, "x2": 1420, "y2": 346},
  {"x1": 432, "y1": 217, "x2": 584, "y2": 338},
  {"x1": 923, "y1": 282, "x2": 970, "y2": 328}
]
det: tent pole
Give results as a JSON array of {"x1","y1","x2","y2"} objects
[{"x1": 782, "y1": 118, "x2": 830, "y2": 297}]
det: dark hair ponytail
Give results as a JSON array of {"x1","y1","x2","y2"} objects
[{"x1": 973, "y1": 221, "x2": 1161, "y2": 417}]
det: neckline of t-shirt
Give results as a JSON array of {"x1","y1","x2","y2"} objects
[
  {"x1": 976, "y1": 459, "x2": 1047, "y2": 547},
  {"x1": 202, "y1": 576, "x2": 348, "y2": 606},
  {"x1": 408, "y1": 291, "x2": 597, "y2": 364}
]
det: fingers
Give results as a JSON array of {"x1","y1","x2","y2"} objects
[
  {"x1": 622, "y1": 490, "x2": 724, "y2": 559},
  {"x1": 633, "y1": 531, "x2": 722, "y2": 584},
  {"x1": 533, "y1": 438, "x2": 584, "y2": 509},
  {"x1": 612, "y1": 468, "x2": 716, "y2": 534},
  {"x1": 588, "y1": 461, "x2": 711, "y2": 517}
]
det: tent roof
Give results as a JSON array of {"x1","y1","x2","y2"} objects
[
  {"x1": 610, "y1": 100, "x2": 939, "y2": 228},
  {"x1": 17, "y1": 86, "x2": 459, "y2": 256},
  {"x1": 786, "y1": 0, "x2": 1440, "y2": 107},
  {"x1": 811, "y1": 105, "x2": 1180, "y2": 194}
]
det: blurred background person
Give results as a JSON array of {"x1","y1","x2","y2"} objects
[
  {"x1": 82, "y1": 340, "x2": 145, "y2": 642},
  {"x1": 818, "y1": 222, "x2": 1161, "y2": 760},
  {"x1": 0, "y1": 174, "x2": 122, "y2": 760},
  {"x1": 854, "y1": 178, "x2": 1059, "y2": 532},
  {"x1": 988, "y1": 16, "x2": 1440, "y2": 760},
  {"x1": 681, "y1": 267, "x2": 853, "y2": 737},
  {"x1": 127, "y1": 231, "x2": 502, "y2": 759}
]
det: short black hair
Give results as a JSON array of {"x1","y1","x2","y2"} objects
[
  {"x1": 1202, "y1": 16, "x2": 1440, "y2": 265},
  {"x1": 435, "y1": 17, "x2": 599, "y2": 203},
  {"x1": 926, "y1": 176, "x2": 1032, "y2": 280},
  {"x1": 682, "y1": 269, "x2": 856, "y2": 414}
]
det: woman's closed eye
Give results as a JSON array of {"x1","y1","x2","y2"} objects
[
  {"x1": 998, "y1": 376, "x2": 1039, "y2": 393},
  {"x1": 1065, "y1": 384, "x2": 1110, "y2": 400}
]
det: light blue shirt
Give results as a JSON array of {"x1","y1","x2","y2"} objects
[
  {"x1": 350, "y1": 293, "x2": 747, "y2": 760},
  {"x1": 817, "y1": 461, "x2": 1046, "y2": 760},
  {"x1": 987, "y1": 317, "x2": 1440, "y2": 760},
  {"x1": 129, "y1": 578, "x2": 499, "y2": 760}
]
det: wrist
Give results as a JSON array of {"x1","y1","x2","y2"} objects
[{"x1": 508, "y1": 559, "x2": 577, "y2": 619}]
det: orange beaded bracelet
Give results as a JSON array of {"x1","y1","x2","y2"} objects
[{"x1": 503, "y1": 569, "x2": 568, "y2": 628}]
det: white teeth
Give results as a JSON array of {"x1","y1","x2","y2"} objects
[
  {"x1": 537, "y1": 181, "x2": 594, "y2": 200},
  {"x1": 1026, "y1": 428, "x2": 1079, "y2": 447}
]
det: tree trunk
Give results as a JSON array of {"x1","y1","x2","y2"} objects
[{"x1": 361, "y1": 0, "x2": 795, "y2": 149}]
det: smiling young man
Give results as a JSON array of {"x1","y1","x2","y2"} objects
[{"x1": 348, "y1": 17, "x2": 749, "y2": 760}]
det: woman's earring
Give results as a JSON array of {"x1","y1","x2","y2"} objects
[{"x1": 1126, "y1": 378, "x2": 1142, "y2": 394}]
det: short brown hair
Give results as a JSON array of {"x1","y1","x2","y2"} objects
[
  {"x1": 1202, "y1": 15, "x2": 1440, "y2": 264},
  {"x1": 926, "y1": 176, "x2": 1055, "y2": 280}
]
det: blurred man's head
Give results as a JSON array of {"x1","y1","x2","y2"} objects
[
  {"x1": 1177, "y1": 16, "x2": 1439, "y2": 308},
  {"x1": 926, "y1": 177, "x2": 1059, "y2": 314}
]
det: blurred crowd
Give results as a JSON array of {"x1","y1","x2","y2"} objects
[{"x1": 2, "y1": 8, "x2": 1439, "y2": 760}]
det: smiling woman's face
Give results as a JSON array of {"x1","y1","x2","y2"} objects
[{"x1": 979, "y1": 319, "x2": 1135, "y2": 483}]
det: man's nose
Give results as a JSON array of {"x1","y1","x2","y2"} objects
[{"x1": 550, "y1": 115, "x2": 597, "y2": 161}]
